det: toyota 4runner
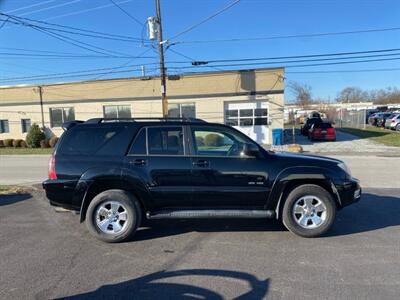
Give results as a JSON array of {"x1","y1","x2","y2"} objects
[{"x1": 43, "y1": 118, "x2": 361, "y2": 242}]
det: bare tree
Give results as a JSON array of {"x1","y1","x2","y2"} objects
[
  {"x1": 336, "y1": 87, "x2": 368, "y2": 103},
  {"x1": 288, "y1": 82, "x2": 313, "y2": 108}
]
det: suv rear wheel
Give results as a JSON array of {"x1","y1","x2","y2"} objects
[
  {"x1": 86, "y1": 189, "x2": 142, "y2": 243},
  {"x1": 282, "y1": 184, "x2": 336, "y2": 238}
]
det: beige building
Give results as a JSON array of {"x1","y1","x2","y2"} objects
[{"x1": 0, "y1": 67, "x2": 284, "y2": 144}]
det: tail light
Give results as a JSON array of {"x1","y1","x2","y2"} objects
[
  {"x1": 327, "y1": 128, "x2": 335, "y2": 134},
  {"x1": 48, "y1": 154, "x2": 57, "y2": 180}
]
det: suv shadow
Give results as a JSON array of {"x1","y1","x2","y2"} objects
[
  {"x1": 0, "y1": 193, "x2": 32, "y2": 206},
  {"x1": 56, "y1": 269, "x2": 269, "y2": 300},
  {"x1": 130, "y1": 192, "x2": 400, "y2": 241}
]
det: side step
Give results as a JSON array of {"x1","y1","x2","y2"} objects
[{"x1": 146, "y1": 209, "x2": 275, "y2": 220}]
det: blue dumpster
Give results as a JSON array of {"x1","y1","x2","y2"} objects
[{"x1": 272, "y1": 128, "x2": 283, "y2": 145}]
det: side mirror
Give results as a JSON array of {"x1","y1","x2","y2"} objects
[{"x1": 242, "y1": 143, "x2": 260, "y2": 157}]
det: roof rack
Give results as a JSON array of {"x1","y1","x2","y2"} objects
[{"x1": 85, "y1": 117, "x2": 207, "y2": 124}]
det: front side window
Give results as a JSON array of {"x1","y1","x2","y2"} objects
[
  {"x1": 50, "y1": 107, "x2": 75, "y2": 127},
  {"x1": 191, "y1": 126, "x2": 250, "y2": 157},
  {"x1": 21, "y1": 119, "x2": 31, "y2": 133},
  {"x1": 225, "y1": 106, "x2": 268, "y2": 127},
  {"x1": 168, "y1": 103, "x2": 195, "y2": 118},
  {"x1": 103, "y1": 105, "x2": 131, "y2": 119},
  {"x1": 0, "y1": 120, "x2": 9, "y2": 133},
  {"x1": 147, "y1": 127, "x2": 184, "y2": 155}
]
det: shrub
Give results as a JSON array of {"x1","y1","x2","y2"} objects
[
  {"x1": 26, "y1": 124, "x2": 45, "y2": 148},
  {"x1": 40, "y1": 139, "x2": 50, "y2": 148},
  {"x1": 49, "y1": 136, "x2": 59, "y2": 148},
  {"x1": 20, "y1": 140, "x2": 27, "y2": 148},
  {"x1": 12, "y1": 139, "x2": 23, "y2": 148},
  {"x1": 204, "y1": 133, "x2": 224, "y2": 147},
  {"x1": 3, "y1": 139, "x2": 14, "y2": 147},
  {"x1": 0, "y1": 140, "x2": 4, "y2": 148}
]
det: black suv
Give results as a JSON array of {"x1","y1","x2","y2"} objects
[{"x1": 43, "y1": 118, "x2": 361, "y2": 242}]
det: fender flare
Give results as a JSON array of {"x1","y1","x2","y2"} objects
[
  {"x1": 75, "y1": 167, "x2": 151, "y2": 222},
  {"x1": 267, "y1": 166, "x2": 339, "y2": 218}
]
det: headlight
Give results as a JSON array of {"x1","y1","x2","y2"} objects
[{"x1": 337, "y1": 162, "x2": 351, "y2": 177}]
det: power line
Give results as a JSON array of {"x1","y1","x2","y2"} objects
[
  {"x1": 188, "y1": 48, "x2": 400, "y2": 64},
  {"x1": 108, "y1": 0, "x2": 143, "y2": 27},
  {"x1": 174, "y1": 26, "x2": 400, "y2": 45},
  {"x1": 167, "y1": 48, "x2": 223, "y2": 71},
  {"x1": 2, "y1": 15, "x2": 138, "y2": 57},
  {"x1": 0, "y1": 17, "x2": 140, "y2": 43},
  {"x1": 168, "y1": 0, "x2": 241, "y2": 41},
  {"x1": 0, "y1": 52, "x2": 156, "y2": 59},
  {"x1": 166, "y1": 53, "x2": 400, "y2": 70},
  {"x1": 0, "y1": 13, "x2": 145, "y2": 42},
  {"x1": 286, "y1": 68, "x2": 400, "y2": 74},
  {"x1": 172, "y1": 57, "x2": 400, "y2": 73},
  {"x1": 17, "y1": 0, "x2": 82, "y2": 17},
  {"x1": 43, "y1": 0, "x2": 135, "y2": 21},
  {"x1": 0, "y1": 60, "x2": 160, "y2": 83},
  {"x1": 5, "y1": 0, "x2": 57, "y2": 14}
]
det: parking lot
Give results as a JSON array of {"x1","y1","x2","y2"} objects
[
  {"x1": 1, "y1": 187, "x2": 400, "y2": 299},
  {"x1": 1, "y1": 129, "x2": 400, "y2": 299},
  {"x1": 285, "y1": 128, "x2": 400, "y2": 155}
]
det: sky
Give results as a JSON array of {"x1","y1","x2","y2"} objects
[{"x1": 0, "y1": 0, "x2": 399, "y2": 101}]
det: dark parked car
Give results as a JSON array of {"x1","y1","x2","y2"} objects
[
  {"x1": 308, "y1": 122, "x2": 336, "y2": 141},
  {"x1": 300, "y1": 117, "x2": 322, "y2": 135},
  {"x1": 43, "y1": 118, "x2": 361, "y2": 243},
  {"x1": 368, "y1": 112, "x2": 381, "y2": 126},
  {"x1": 376, "y1": 113, "x2": 394, "y2": 127}
]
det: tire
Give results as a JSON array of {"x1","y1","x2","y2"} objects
[
  {"x1": 86, "y1": 189, "x2": 142, "y2": 243},
  {"x1": 396, "y1": 124, "x2": 400, "y2": 132},
  {"x1": 282, "y1": 184, "x2": 336, "y2": 238}
]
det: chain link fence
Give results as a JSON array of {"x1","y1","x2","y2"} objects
[{"x1": 335, "y1": 108, "x2": 367, "y2": 129}]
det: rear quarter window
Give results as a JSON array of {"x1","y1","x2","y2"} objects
[{"x1": 58, "y1": 125, "x2": 137, "y2": 156}]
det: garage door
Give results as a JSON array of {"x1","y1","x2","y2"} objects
[{"x1": 224, "y1": 101, "x2": 269, "y2": 144}]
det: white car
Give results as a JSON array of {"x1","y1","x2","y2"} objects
[{"x1": 384, "y1": 114, "x2": 400, "y2": 130}]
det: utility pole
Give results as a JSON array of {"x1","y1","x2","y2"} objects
[
  {"x1": 155, "y1": 0, "x2": 168, "y2": 117},
  {"x1": 34, "y1": 86, "x2": 45, "y2": 128}
]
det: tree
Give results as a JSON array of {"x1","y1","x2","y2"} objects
[
  {"x1": 26, "y1": 123, "x2": 45, "y2": 148},
  {"x1": 288, "y1": 82, "x2": 313, "y2": 108},
  {"x1": 336, "y1": 87, "x2": 368, "y2": 103}
]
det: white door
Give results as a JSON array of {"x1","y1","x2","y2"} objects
[{"x1": 225, "y1": 101, "x2": 269, "y2": 144}]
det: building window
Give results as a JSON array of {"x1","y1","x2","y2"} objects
[
  {"x1": 0, "y1": 120, "x2": 9, "y2": 133},
  {"x1": 21, "y1": 119, "x2": 31, "y2": 133},
  {"x1": 168, "y1": 103, "x2": 196, "y2": 119},
  {"x1": 225, "y1": 107, "x2": 268, "y2": 127},
  {"x1": 50, "y1": 107, "x2": 75, "y2": 127},
  {"x1": 103, "y1": 105, "x2": 131, "y2": 119}
]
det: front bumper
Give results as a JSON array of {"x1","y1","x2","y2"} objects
[{"x1": 335, "y1": 178, "x2": 361, "y2": 208}]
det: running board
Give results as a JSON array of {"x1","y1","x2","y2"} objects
[{"x1": 146, "y1": 209, "x2": 275, "y2": 219}]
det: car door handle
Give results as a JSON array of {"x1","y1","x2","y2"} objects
[
  {"x1": 193, "y1": 160, "x2": 209, "y2": 167},
  {"x1": 131, "y1": 159, "x2": 147, "y2": 166}
]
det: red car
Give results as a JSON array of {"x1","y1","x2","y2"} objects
[{"x1": 308, "y1": 122, "x2": 336, "y2": 141}]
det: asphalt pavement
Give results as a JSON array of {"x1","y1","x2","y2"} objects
[{"x1": 1, "y1": 188, "x2": 399, "y2": 299}]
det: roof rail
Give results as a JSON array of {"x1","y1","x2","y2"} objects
[{"x1": 85, "y1": 117, "x2": 207, "y2": 123}]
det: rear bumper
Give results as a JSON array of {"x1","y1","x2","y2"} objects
[
  {"x1": 335, "y1": 178, "x2": 361, "y2": 208},
  {"x1": 42, "y1": 179, "x2": 80, "y2": 211}
]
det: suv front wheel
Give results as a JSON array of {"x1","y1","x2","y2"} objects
[
  {"x1": 86, "y1": 189, "x2": 142, "y2": 243},
  {"x1": 282, "y1": 184, "x2": 336, "y2": 238}
]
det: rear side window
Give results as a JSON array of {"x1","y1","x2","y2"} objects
[
  {"x1": 129, "y1": 128, "x2": 146, "y2": 155},
  {"x1": 59, "y1": 126, "x2": 135, "y2": 156},
  {"x1": 316, "y1": 123, "x2": 332, "y2": 128},
  {"x1": 147, "y1": 127, "x2": 184, "y2": 155}
]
